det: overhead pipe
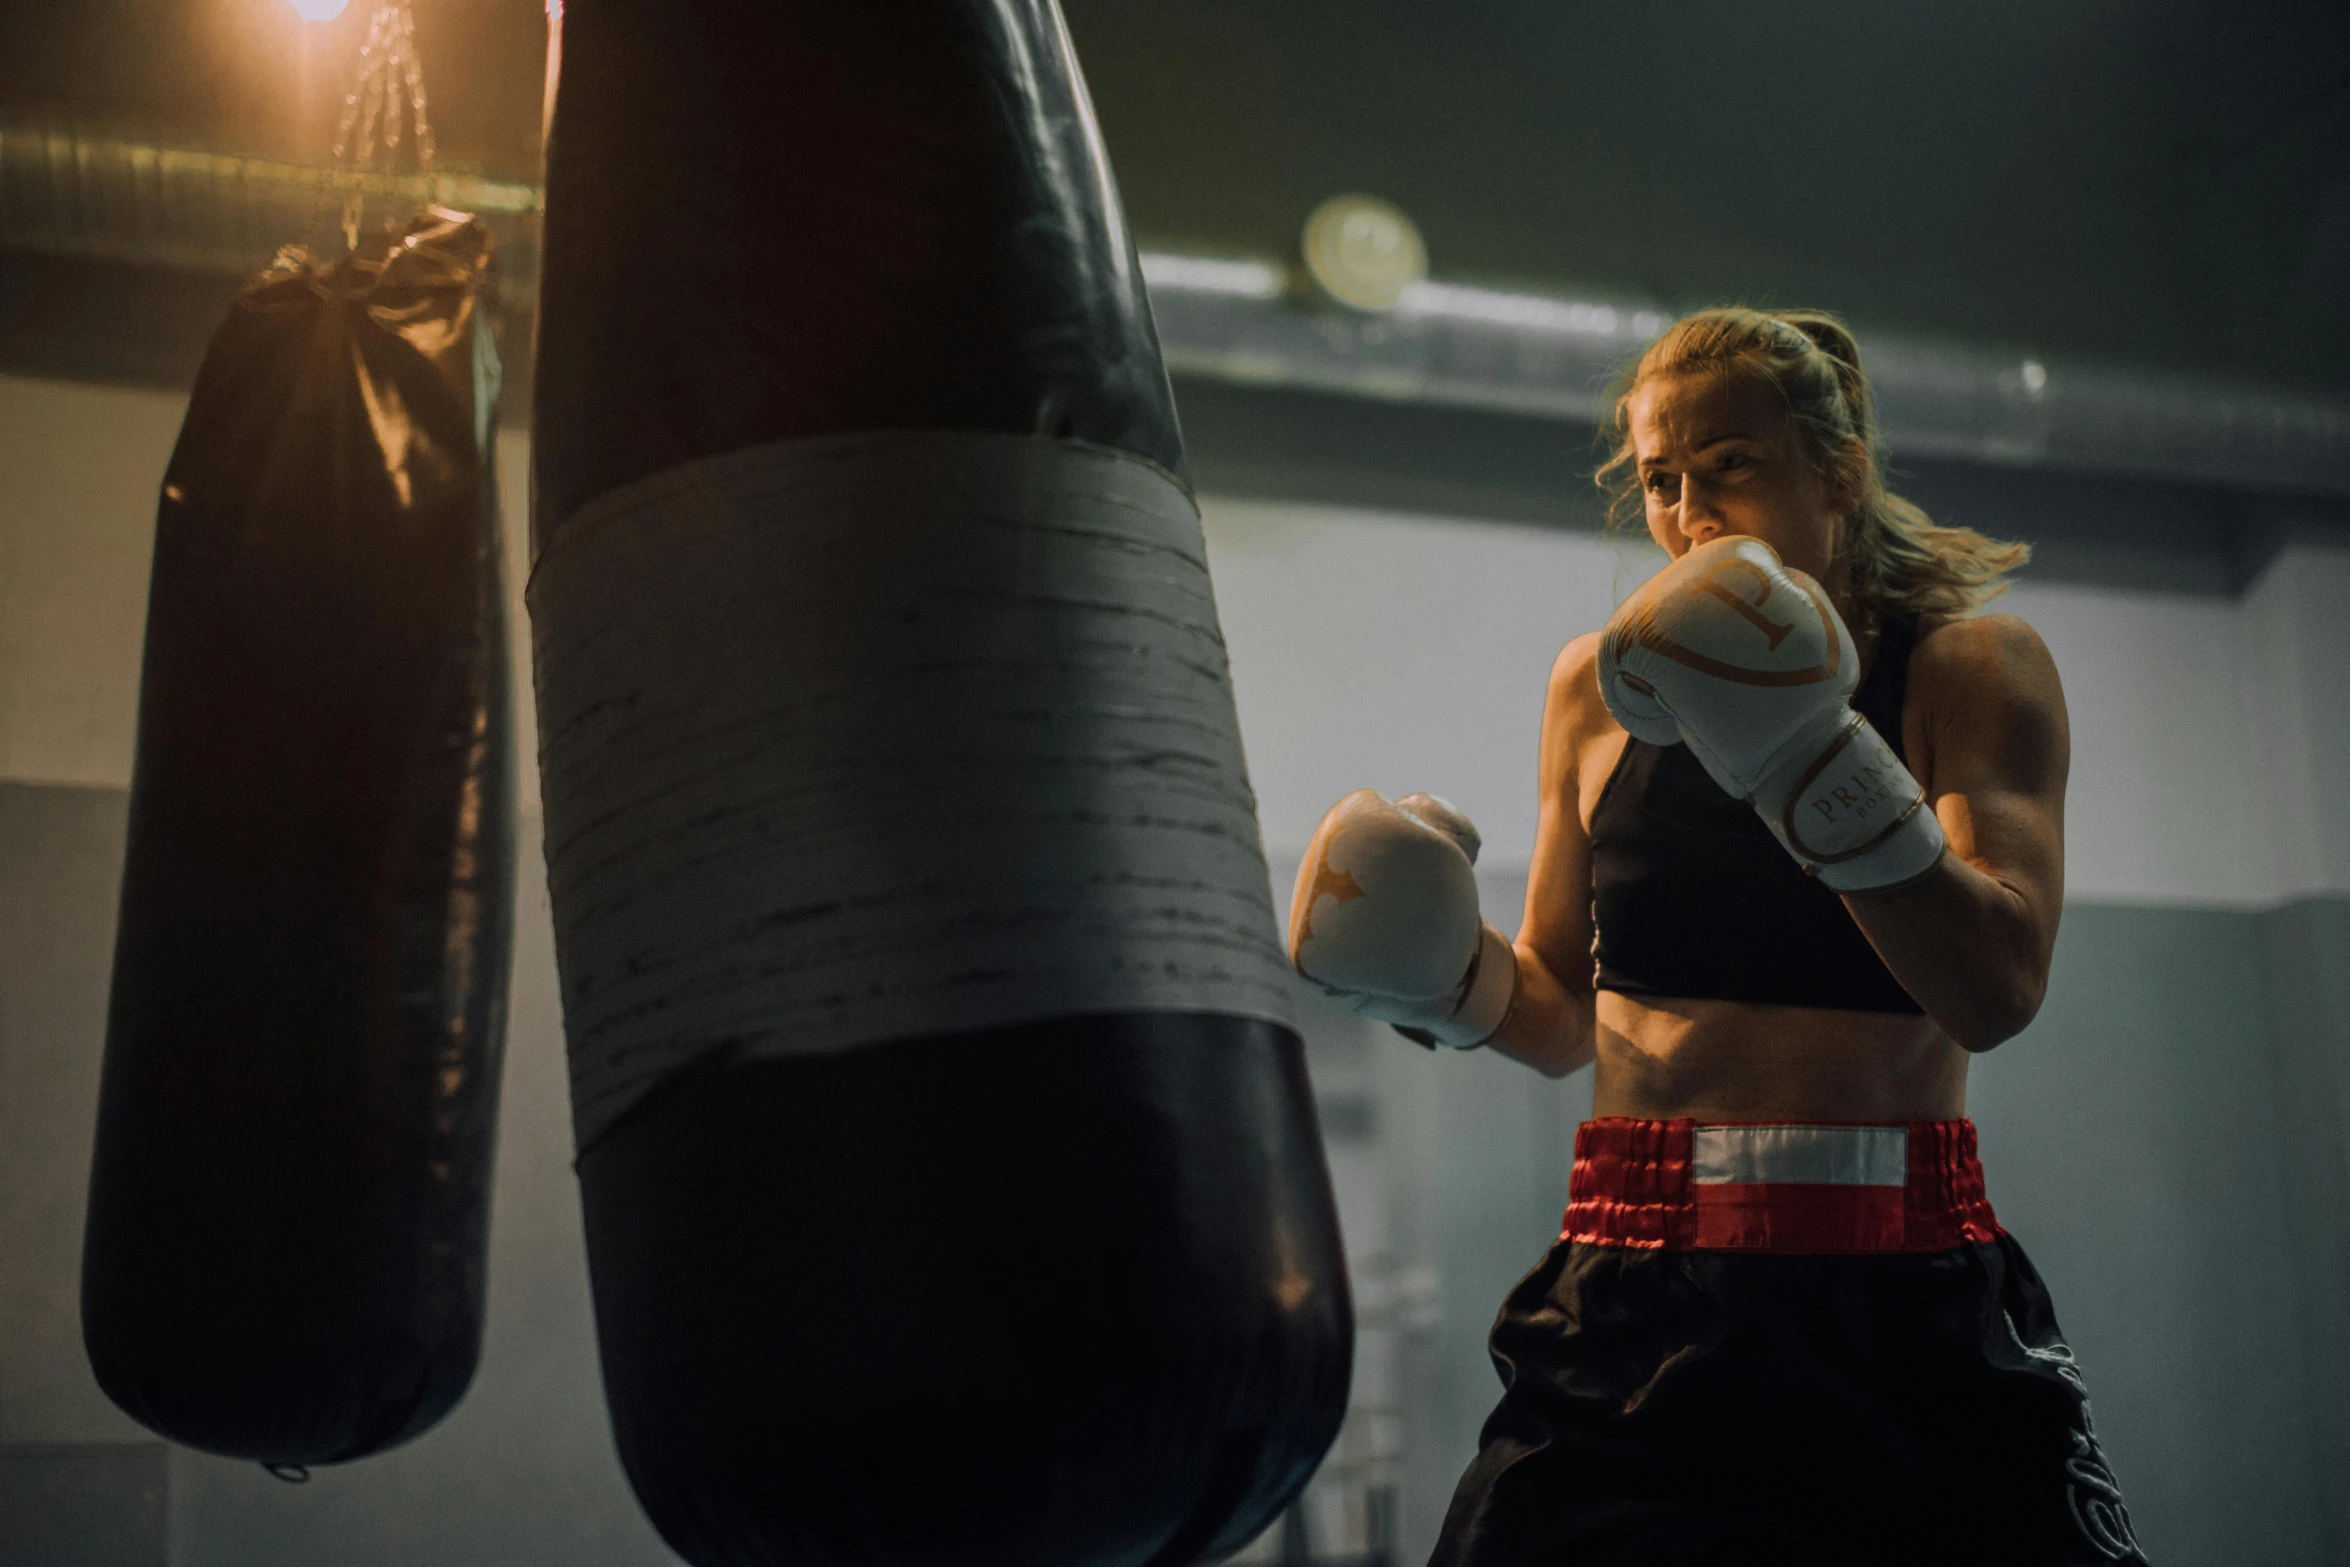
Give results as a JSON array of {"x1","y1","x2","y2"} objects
[
  {"x1": 5, "y1": 125, "x2": 2345, "y2": 498},
  {"x1": 1139, "y1": 254, "x2": 2350, "y2": 500}
]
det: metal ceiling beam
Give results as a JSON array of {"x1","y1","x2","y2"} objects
[
  {"x1": 0, "y1": 124, "x2": 542, "y2": 298},
  {"x1": 1140, "y1": 254, "x2": 2350, "y2": 501},
  {"x1": 8, "y1": 125, "x2": 2347, "y2": 500}
]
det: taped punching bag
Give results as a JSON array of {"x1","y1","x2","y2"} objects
[
  {"x1": 83, "y1": 209, "x2": 515, "y2": 1467},
  {"x1": 531, "y1": 4, "x2": 1350, "y2": 1564}
]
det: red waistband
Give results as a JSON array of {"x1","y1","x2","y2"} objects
[{"x1": 1563, "y1": 1117, "x2": 2003, "y2": 1254}]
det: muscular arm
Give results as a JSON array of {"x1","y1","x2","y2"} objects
[
  {"x1": 1488, "y1": 637, "x2": 1606, "y2": 1078},
  {"x1": 1843, "y1": 615, "x2": 2069, "y2": 1053}
]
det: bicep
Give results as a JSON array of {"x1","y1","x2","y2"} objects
[
  {"x1": 1518, "y1": 643, "x2": 1601, "y2": 1000},
  {"x1": 1520, "y1": 788, "x2": 1594, "y2": 998},
  {"x1": 1918, "y1": 620, "x2": 2070, "y2": 924}
]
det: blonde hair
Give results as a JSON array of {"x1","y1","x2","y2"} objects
[{"x1": 1596, "y1": 306, "x2": 2028, "y2": 621}]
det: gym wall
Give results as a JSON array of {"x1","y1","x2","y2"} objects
[{"x1": 3, "y1": 369, "x2": 2347, "y2": 1565}]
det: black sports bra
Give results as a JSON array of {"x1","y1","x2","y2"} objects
[{"x1": 1588, "y1": 613, "x2": 1925, "y2": 1014}]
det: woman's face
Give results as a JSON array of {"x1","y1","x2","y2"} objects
[{"x1": 1627, "y1": 369, "x2": 1852, "y2": 588}]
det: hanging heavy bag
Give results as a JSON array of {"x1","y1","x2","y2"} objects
[
  {"x1": 82, "y1": 208, "x2": 515, "y2": 1468},
  {"x1": 531, "y1": 3, "x2": 1351, "y2": 1563}
]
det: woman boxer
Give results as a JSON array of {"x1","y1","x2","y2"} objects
[{"x1": 1288, "y1": 308, "x2": 2146, "y2": 1564}]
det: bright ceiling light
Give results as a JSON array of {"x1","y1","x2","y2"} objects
[
  {"x1": 285, "y1": 0, "x2": 352, "y2": 21},
  {"x1": 1300, "y1": 195, "x2": 1427, "y2": 312}
]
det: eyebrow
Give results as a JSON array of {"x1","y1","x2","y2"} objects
[{"x1": 1640, "y1": 432, "x2": 1757, "y2": 470}]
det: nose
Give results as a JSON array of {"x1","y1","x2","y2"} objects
[{"x1": 1675, "y1": 474, "x2": 1724, "y2": 545}]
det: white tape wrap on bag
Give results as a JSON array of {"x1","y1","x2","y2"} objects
[{"x1": 530, "y1": 431, "x2": 1298, "y2": 1152}]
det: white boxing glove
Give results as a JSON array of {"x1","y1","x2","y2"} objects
[
  {"x1": 1287, "y1": 790, "x2": 1516, "y2": 1049},
  {"x1": 1596, "y1": 536, "x2": 1946, "y2": 892}
]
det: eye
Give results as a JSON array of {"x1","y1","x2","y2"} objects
[
  {"x1": 1715, "y1": 451, "x2": 1753, "y2": 474},
  {"x1": 1644, "y1": 470, "x2": 1679, "y2": 497}
]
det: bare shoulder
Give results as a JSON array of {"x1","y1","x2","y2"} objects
[
  {"x1": 1541, "y1": 631, "x2": 1632, "y2": 827},
  {"x1": 1910, "y1": 613, "x2": 2064, "y2": 713},
  {"x1": 1547, "y1": 631, "x2": 1618, "y2": 729},
  {"x1": 1906, "y1": 612, "x2": 2068, "y2": 790}
]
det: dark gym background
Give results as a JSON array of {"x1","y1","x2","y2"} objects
[{"x1": 4, "y1": 3, "x2": 2347, "y2": 1563}]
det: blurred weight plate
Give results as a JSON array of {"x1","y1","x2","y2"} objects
[{"x1": 1301, "y1": 194, "x2": 1427, "y2": 312}]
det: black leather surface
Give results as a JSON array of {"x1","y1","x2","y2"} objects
[{"x1": 82, "y1": 212, "x2": 516, "y2": 1466}]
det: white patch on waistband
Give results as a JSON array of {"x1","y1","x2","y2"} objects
[{"x1": 1691, "y1": 1124, "x2": 1909, "y2": 1187}]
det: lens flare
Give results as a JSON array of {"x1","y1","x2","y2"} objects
[{"x1": 285, "y1": 0, "x2": 352, "y2": 21}]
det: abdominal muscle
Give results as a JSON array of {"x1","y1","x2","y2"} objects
[{"x1": 1591, "y1": 991, "x2": 1970, "y2": 1123}]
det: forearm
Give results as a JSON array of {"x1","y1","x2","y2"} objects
[
  {"x1": 1845, "y1": 850, "x2": 2051, "y2": 1052},
  {"x1": 1488, "y1": 942, "x2": 1597, "y2": 1078}
]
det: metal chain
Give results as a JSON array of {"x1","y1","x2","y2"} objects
[{"x1": 327, "y1": 3, "x2": 437, "y2": 251}]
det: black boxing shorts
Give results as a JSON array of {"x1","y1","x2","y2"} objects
[{"x1": 1430, "y1": 1118, "x2": 2150, "y2": 1567}]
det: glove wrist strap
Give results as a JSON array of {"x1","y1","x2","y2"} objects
[
  {"x1": 1422, "y1": 923, "x2": 1515, "y2": 1049},
  {"x1": 1756, "y1": 711, "x2": 1948, "y2": 893}
]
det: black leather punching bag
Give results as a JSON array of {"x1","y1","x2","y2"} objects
[
  {"x1": 83, "y1": 210, "x2": 515, "y2": 1467},
  {"x1": 530, "y1": 5, "x2": 1350, "y2": 1564}
]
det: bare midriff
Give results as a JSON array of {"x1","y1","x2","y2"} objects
[{"x1": 1592, "y1": 991, "x2": 1969, "y2": 1123}]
